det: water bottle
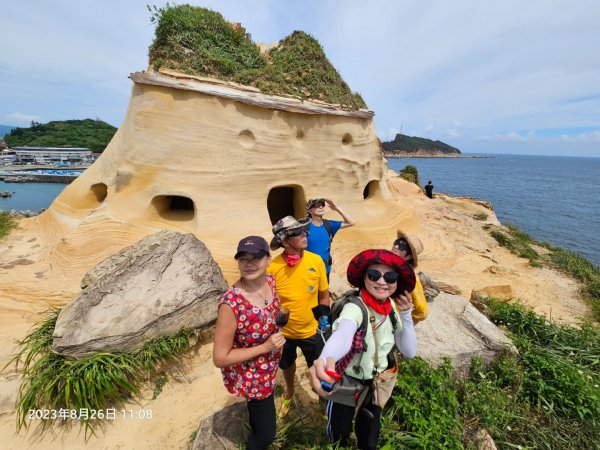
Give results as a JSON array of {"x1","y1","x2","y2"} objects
[
  {"x1": 318, "y1": 315, "x2": 330, "y2": 332},
  {"x1": 318, "y1": 315, "x2": 330, "y2": 344}
]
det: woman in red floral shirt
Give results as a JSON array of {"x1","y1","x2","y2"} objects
[{"x1": 213, "y1": 236, "x2": 286, "y2": 450}]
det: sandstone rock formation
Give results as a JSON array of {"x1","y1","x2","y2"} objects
[
  {"x1": 52, "y1": 230, "x2": 227, "y2": 356},
  {"x1": 415, "y1": 293, "x2": 517, "y2": 371}
]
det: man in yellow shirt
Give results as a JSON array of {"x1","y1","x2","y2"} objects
[{"x1": 268, "y1": 216, "x2": 330, "y2": 418}]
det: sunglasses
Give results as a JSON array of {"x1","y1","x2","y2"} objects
[
  {"x1": 366, "y1": 269, "x2": 400, "y2": 284},
  {"x1": 286, "y1": 229, "x2": 308, "y2": 238},
  {"x1": 393, "y1": 241, "x2": 410, "y2": 251},
  {"x1": 311, "y1": 202, "x2": 325, "y2": 208}
]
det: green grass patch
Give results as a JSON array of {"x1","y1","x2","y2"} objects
[
  {"x1": 473, "y1": 212, "x2": 488, "y2": 221},
  {"x1": 3, "y1": 308, "x2": 200, "y2": 438},
  {"x1": 0, "y1": 211, "x2": 17, "y2": 240},
  {"x1": 488, "y1": 223, "x2": 600, "y2": 321},
  {"x1": 148, "y1": 4, "x2": 366, "y2": 110}
]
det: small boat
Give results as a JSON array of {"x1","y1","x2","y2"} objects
[{"x1": 0, "y1": 191, "x2": 12, "y2": 198}]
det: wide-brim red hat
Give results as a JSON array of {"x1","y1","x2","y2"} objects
[{"x1": 347, "y1": 249, "x2": 416, "y2": 296}]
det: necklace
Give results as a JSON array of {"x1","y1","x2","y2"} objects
[{"x1": 241, "y1": 277, "x2": 271, "y2": 306}]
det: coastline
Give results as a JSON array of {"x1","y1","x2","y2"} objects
[{"x1": 384, "y1": 153, "x2": 495, "y2": 159}]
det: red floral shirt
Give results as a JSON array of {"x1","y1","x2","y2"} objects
[{"x1": 219, "y1": 274, "x2": 282, "y2": 400}]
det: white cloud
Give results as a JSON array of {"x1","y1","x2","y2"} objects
[{"x1": 1, "y1": 112, "x2": 42, "y2": 125}]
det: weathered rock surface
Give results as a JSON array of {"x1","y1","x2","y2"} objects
[
  {"x1": 415, "y1": 293, "x2": 517, "y2": 371},
  {"x1": 471, "y1": 285, "x2": 516, "y2": 302},
  {"x1": 52, "y1": 230, "x2": 228, "y2": 357},
  {"x1": 436, "y1": 280, "x2": 462, "y2": 295},
  {"x1": 192, "y1": 401, "x2": 248, "y2": 450}
]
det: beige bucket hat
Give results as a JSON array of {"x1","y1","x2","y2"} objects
[{"x1": 394, "y1": 230, "x2": 424, "y2": 267}]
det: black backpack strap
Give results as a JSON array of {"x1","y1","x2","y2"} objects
[{"x1": 322, "y1": 218, "x2": 334, "y2": 247}]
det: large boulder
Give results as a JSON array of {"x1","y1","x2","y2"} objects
[
  {"x1": 52, "y1": 230, "x2": 228, "y2": 357},
  {"x1": 415, "y1": 293, "x2": 517, "y2": 371}
]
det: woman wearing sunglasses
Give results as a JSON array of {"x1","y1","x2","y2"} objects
[
  {"x1": 213, "y1": 236, "x2": 286, "y2": 450},
  {"x1": 308, "y1": 249, "x2": 417, "y2": 450}
]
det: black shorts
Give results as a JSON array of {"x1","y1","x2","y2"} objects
[{"x1": 279, "y1": 333, "x2": 322, "y2": 370}]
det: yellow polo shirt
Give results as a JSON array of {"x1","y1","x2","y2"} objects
[{"x1": 267, "y1": 251, "x2": 328, "y2": 339}]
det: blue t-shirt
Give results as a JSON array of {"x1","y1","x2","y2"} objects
[{"x1": 306, "y1": 220, "x2": 342, "y2": 273}]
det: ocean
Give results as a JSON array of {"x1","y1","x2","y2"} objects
[
  {"x1": 0, "y1": 181, "x2": 66, "y2": 212},
  {"x1": 2, "y1": 154, "x2": 599, "y2": 268},
  {"x1": 388, "y1": 154, "x2": 600, "y2": 268}
]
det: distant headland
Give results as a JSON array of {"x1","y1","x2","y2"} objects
[{"x1": 382, "y1": 133, "x2": 492, "y2": 158}]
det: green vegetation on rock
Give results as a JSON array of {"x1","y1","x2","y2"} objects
[
  {"x1": 383, "y1": 133, "x2": 461, "y2": 155},
  {"x1": 4, "y1": 119, "x2": 117, "y2": 153},
  {"x1": 488, "y1": 223, "x2": 600, "y2": 320},
  {"x1": 148, "y1": 4, "x2": 366, "y2": 110},
  {"x1": 3, "y1": 309, "x2": 200, "y2": 438},
  {"x1": 397, "y1": 164, "x2": 421, "y2": 185},
  {"x1": 0, "y1": 212, "x2": 17, "y2": 240}
]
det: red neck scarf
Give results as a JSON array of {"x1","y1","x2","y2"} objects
[
  {"x1": 283, "y1": 251, "x2": 303, "y2": 267},
  {"x1": 360, "y1": 288, "x2": 392, "y2": 316}
]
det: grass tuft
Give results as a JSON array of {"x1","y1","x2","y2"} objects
[
  {"x1": 3, "y1": 308, "x2": 199, "y2": 438},
  {"x1": 0, "y1": 211, "x2": 17, "y2": 239},
  {"x1": 488, "y1": 223, "x2": 600, "y2": 320}
]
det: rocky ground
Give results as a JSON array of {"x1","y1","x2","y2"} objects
[{"x1": 0, "y1": 171, "x2": 592, "y2": 449}]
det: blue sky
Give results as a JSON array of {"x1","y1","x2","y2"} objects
[{"x1": 1, "y1": 0, "x2": 599, "y2": 156}]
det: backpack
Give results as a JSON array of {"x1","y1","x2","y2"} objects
[
  {"x1": 322, "y1": 289, "x2": 400, "y2": 352},
  {"x1": 320, "y1": 289, "x2": 401, "y2": 381}
]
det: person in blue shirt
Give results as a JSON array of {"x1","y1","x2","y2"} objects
[{"x1": 305, "y1": 198, "x2": 356, "y2": 279}]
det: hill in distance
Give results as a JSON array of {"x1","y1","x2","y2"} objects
[
  {"x1": 0, "y1": 124, "x2": 15, "y2": 138},
  {"x1": 4, "y1": 119, "x2": 117, "y2": 153},
  {"x1": 382, "y1": 133, "x2": 462, "y2": 157}
]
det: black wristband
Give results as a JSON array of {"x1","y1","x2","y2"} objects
[{"x1": 311, "y1": 304, "x2": 331, "y2": 321}]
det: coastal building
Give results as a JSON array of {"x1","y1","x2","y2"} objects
[
  {"x1": 13, "y1": 146, "x2": 92, "y2": 165},
  {"x1": 0, "y1": 150, "x2": 16, "y2": 165}
]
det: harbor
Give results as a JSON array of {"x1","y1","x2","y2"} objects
[{"x1": 0, "y1": 165, "x2": 85, "y2": 184}]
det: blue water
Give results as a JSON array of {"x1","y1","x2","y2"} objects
[
  {"x1": 2, "y1": 155, "x2": 599, "y2": 268},
  {"x1": 388, "y1": 154, "x2": 600, "y2": 268},
  {"x1": 0, "y1": 181, "x2": 66, "y2": 212}
]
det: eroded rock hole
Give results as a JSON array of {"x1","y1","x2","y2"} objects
[
  {"x1": 151, "y1": 195, "x2": 195, "y2": 221},
  {"x1": 267, "y1": 186, "x2": 305, "y2": 225},
  {"x1": 91, "y1": 183, "x2": 108, "y2": 203},
  {"x1": 363, "y1": 180, "x2": 380, "y2": 200}
]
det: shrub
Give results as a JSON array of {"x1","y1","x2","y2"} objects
[{"x1": 398, "y1": 165, "x2": 420, "y2": 186}]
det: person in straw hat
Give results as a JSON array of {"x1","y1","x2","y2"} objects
[
  {"x1": 391, "y1": 231, "x2": 429, "y2": 323},
  {"x1": 267, "y1": 216, "x2": 331, "y2": 418}
]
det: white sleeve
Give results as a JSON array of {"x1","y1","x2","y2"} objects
[
  {"x1": 395, "y1": 310, "x2": 417, "y2": 358},
  {"x1": 318, "y1": 319, "x2": 357, "y2": 362}
]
